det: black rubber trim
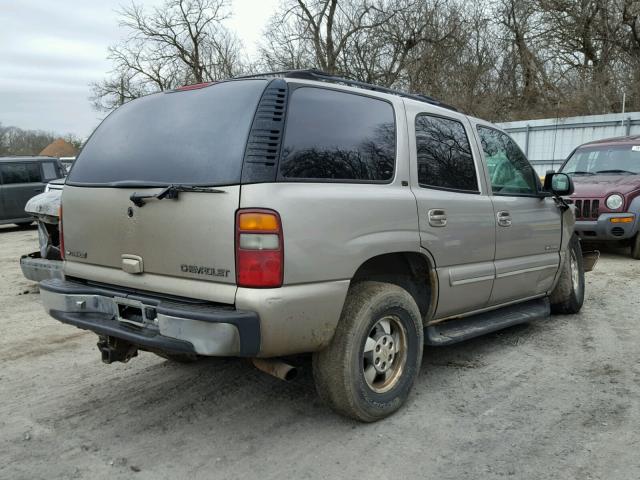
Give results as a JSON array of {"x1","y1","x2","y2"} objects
[
  {"x1": 241, "y1": 78, "x2": 288, "y2": 184},
  {"x1": 50, "y1": 310, "x2": 195, "y2": 354},
  {"x1": 41, "y1": 278, "x2": 261, "y2": 356},
  {"x1": 425, "y1": 297, "x2": 550, "y2": 346}
]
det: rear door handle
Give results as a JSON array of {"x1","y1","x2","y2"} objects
[
  {"x1": 428, "y1": 209, "x2": 447, "y2": 227},
  {"x1": 497, "y1": 210, "x2": 512, "y2": 227}
]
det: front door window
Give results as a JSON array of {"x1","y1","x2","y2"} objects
[{"x1": 477, "y1": 126, "x2": 538, "y2": 195}]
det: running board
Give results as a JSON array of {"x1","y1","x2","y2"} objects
[{"x1": 425, "y1": 298, "x2": 550, "y2": 346}]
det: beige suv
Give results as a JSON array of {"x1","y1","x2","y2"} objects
[{"x1": 39, "y1": 70, "x2": 586, "y2": 421}]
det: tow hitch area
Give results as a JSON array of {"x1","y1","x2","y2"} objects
[
  {"x1": 97, "y1": 336, "x2": 138, "y2": 364},
  {"x1": 114, "y1": 297, "x2": 151, "y2": 327}
]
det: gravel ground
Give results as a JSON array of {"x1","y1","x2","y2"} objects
[{"x1": 1, "y1": 224, "x2": 639, "y2": 480}]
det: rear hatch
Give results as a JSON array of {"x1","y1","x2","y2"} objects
[{"x1": 62, "y1": 79, "x2": 269, "y2": 302}]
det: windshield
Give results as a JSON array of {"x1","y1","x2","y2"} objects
[
  {"x1": 67, "y1": 79, "x2": 267, "y2": 186},
  {"x1": 561, "y1": 145, "x2": 640, "y2": 175}
]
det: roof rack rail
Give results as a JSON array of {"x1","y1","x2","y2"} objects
[{"x1": 234, "y1": 69, "x2": 458, "y2": 112}]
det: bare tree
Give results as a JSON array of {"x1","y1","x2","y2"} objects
[
  {"x1": 539, "y1": 0, "x2": 623, "y2": 114},
  {"x1": 91, "y1": 0, "x2": 245, "y2": 111},
  {"x1": 91, "y1": 0, "x2": 640, "y2": 122},
  {"x1": 618, "y1": 0, "x2": 640, "y2": 110},
  {"x1": 0, "y1": 123, "x2": 81, "y2": 156},
  {"x1": 259, "y1": 0, "x2": 398, "y2": 75},
  {"x1": 451, "y1": 6, "x2": 502, "y2": 118},
  {"x1": 495, "y1": 0, "x2": 557, "y2": 116},
  {"x1": 622, "y1": 0, "x2": 640, "y2": 53},
  {"x1": 348, "y1": 0, "x2": 463, "y2": 88}
]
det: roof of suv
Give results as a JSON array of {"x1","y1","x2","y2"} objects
[
  {"x1": 235, "y1": 69, "x2": 459, "y2": 112},
  {"x1": 0, "y1": 156, "x2": 58, "y2": 163},
  {"x1": 579, "y1": 135, "x2": 640, "y2": 149}
]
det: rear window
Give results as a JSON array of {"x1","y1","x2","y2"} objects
[
  {"x1": 68, "y1": 80, "x2": 267, "y2": 186},
  {"x1": 279, "y1": 87, "x2": 395, "y2": 182}
]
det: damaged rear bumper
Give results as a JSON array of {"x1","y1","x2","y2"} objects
[
  {"x1": 20, "y1": 252, "x2": 64, "y2": 282},
  {"x1": 39, "y1": 278, "x2": 260, "y2": 357}
]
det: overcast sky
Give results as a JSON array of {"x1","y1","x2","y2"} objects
[{"x1": 0, "y1": 0, "x2": 280, "y2": 138}]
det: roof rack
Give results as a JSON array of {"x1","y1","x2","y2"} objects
[{"x1": 234, "y1": 69, "x2": 458, "y2": 112}]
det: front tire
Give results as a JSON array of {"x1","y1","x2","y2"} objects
[
  {"x1": 550, "y1": 235, "x2": 585, "y2": 314},
  {"x1": 313, "y1": 281, "x2": 423, "y2": 422}
]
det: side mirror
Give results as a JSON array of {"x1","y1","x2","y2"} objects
[{"x1": 544, "y1": 172, "x2": 574, "y2": 196}]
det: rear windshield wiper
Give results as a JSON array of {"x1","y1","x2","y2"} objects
[
  {"x1": 130, "y1": 184, "x2": 226, "y2": 207},
  {"x1": 567, "y1": 171, "x2": 595, "y2": 175},
  {"x1": 595, "y1": 169, "x2": 637, "y2": 175}
]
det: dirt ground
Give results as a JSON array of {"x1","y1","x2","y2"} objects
[{"x1": 1, "y1": 224, "x2": 639, "y2": 480}]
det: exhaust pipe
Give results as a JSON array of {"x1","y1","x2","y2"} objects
[{"x1": 252, "y1": 358, "x2": 298, "y2": 381}]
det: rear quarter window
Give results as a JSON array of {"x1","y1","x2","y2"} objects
[{"x1": 279, "y1": 87, "x2": 396, "y2": 182}]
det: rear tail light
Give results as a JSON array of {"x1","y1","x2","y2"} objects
[
  {"x1": 236, "y1": 209, "x2": 283, "y2": 288},
  {"x1": 59, "y1": 205, "x2": 64, "y2": 259}
]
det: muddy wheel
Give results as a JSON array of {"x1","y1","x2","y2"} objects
[
  {"x1": 630, "y1": 233, "x2": 640, "y2": 260},
  {"x1": 312, "y1": 281, "x2": 423, "y2": 422},
  {"x1": 550, "y1": 235, "x2": 585, "y2": 314}
]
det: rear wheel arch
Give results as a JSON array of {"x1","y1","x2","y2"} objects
[{"x1": 349, "y1": 251, "x2": 437, "y2": 324}]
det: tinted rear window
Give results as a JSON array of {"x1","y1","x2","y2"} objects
[
  {"x1": 279, "y1": 87, "x2": 395, "y2": 182},
  {"x1": 68, "y1": 80, "x2": 267, "y2": 186}
]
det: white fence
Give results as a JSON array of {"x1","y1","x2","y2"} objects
[{"x1": 497, "y1": 112, "x2": 640, "y2": 175}]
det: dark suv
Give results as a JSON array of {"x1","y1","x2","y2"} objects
[
  {"x1": 559, "y1": 135, "x2": 640, "y2": 259},
  {"x1": 0, "y1": 156, "x2": 65, "y2": 226}
]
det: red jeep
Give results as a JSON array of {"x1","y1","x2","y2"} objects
[{"x1": 559, "y1": 135, "x2": 640, "y2": 259}]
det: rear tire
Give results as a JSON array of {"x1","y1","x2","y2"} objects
[
  {"x1": 630, "y1": 233, "x2": 640, "y2": 260},
  {"x1": 313, "y1": 281, "x2": 423, "y2": 422},
  {"x1": 550, "y1": 235, "x2": 585, "y2": 314}
]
